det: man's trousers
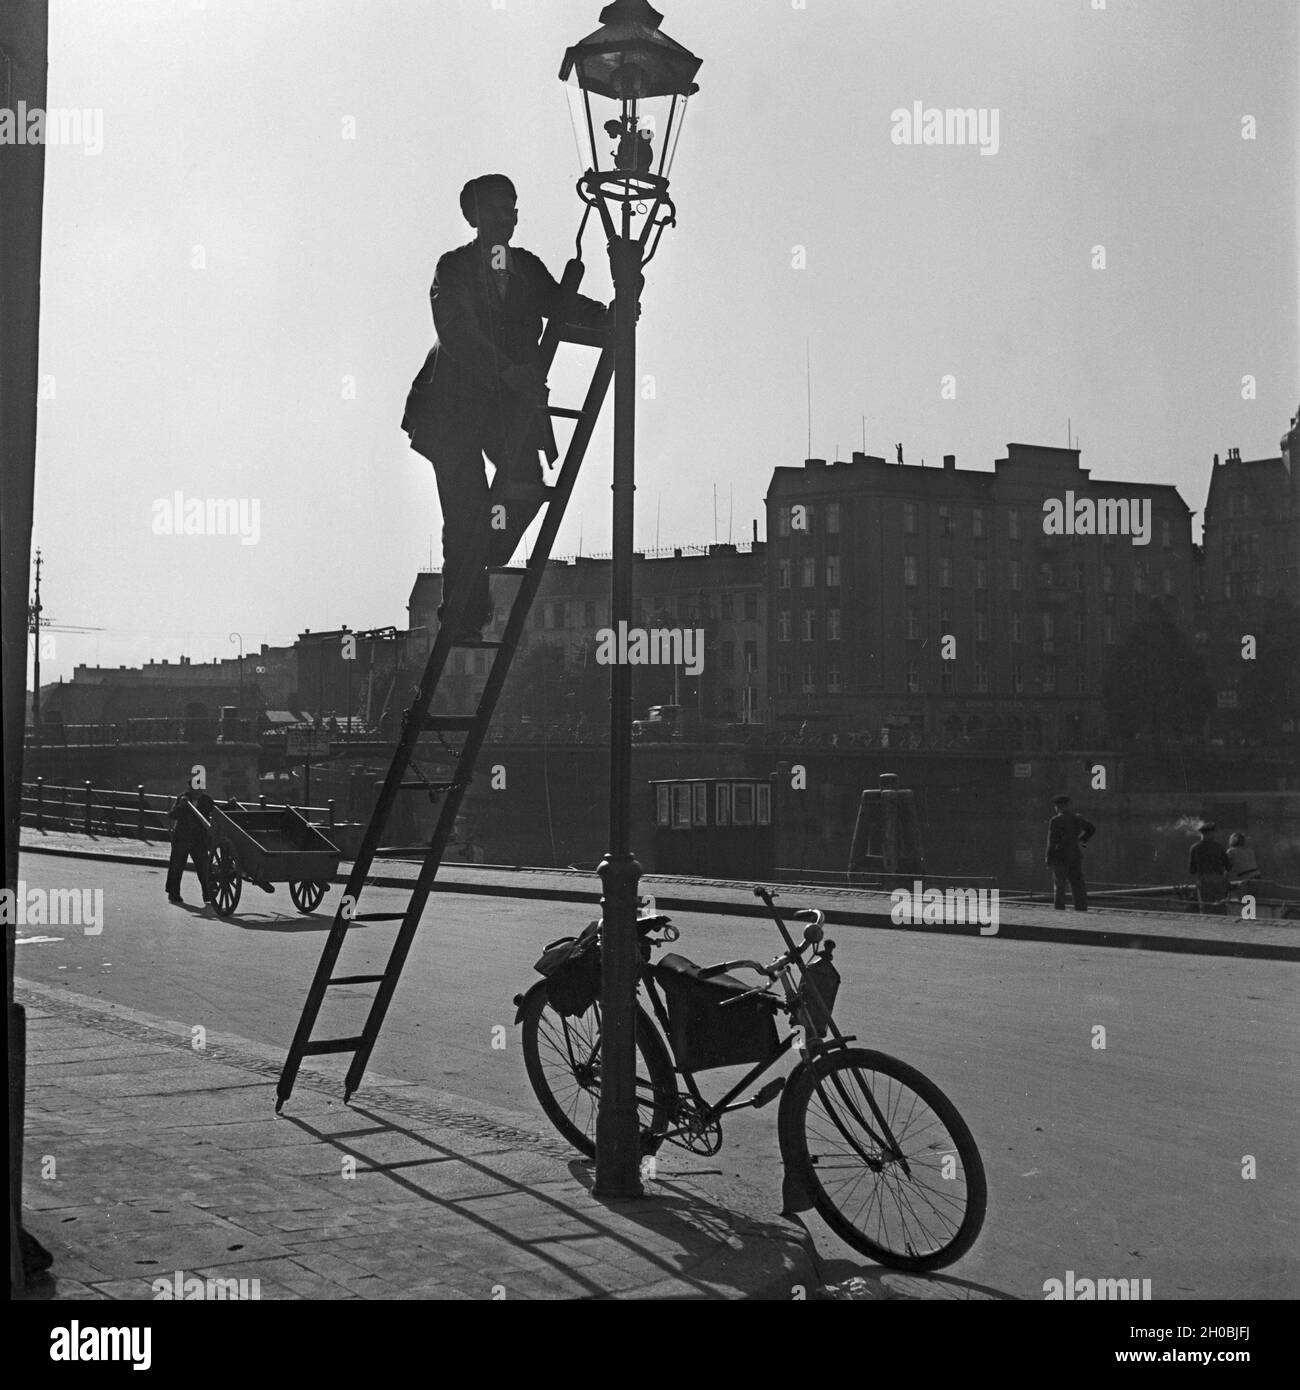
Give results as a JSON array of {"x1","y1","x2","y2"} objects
[
  {"x1": 412, "y1": 398, "x2": 547, "y2": 632},
  {"x1": 1051, "y1": 860, "x2": 1088, "y2": 911}
]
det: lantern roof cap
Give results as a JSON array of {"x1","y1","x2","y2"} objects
[{"x1": 560, "y1": 0, "x2": 701, "y2": 99}]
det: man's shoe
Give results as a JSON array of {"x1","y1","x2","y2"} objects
[{"x1": 167, "y1": 894, "x2": 184, "y2": 904}]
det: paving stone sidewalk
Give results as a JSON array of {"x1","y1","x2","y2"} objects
[{"x1": 17, "y1": 981, "x2": 814, "y2": 1301}]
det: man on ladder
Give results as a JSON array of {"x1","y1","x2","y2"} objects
[{"x1": 402, "y1": 174, "x2": 610, "y2": 642}]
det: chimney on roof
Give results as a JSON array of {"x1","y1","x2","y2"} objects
[
  {"x1": 805, "y1": 458, "x2": 826, "y2": 469},
  {"x1": 943, "y1": 454, "x2": 956, "y2": 470}
]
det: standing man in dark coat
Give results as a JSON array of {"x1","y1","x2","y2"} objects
[
  {"x1": 1188, "y1": 822, "x2": 1231, "y2": 914},
  {"x1": 1045, "y1": 794, "x2": 1095, "y2": 911},
  {"x1": 165, "y1": 785, "x2": 214, "y2": 905},
  {"x1": 402, "y1": 174, "x2": 609, "y2": 641}
]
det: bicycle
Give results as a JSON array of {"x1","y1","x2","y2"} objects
[{"x1": 514, "y1": 886, "x2": 987, "y2": 1271}]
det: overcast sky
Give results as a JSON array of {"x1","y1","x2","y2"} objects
[{"x1": 30, "y1": 0, "x2": 1297, "y2": 683}]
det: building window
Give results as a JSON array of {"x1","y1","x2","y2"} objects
[
  {"x1": 800, "y1": 610, "x2": 816, "y2": 642},
  {"x1": 1161, "y1": 519, "x2": 1172, "y2": 548},
  {"x1": 903, "y1": 501, "x2": 917, "y2": 534},
  {"x1": 1008, "y1": 508, "x2": 1021, "y2": 541},
  {"x1": 905, "y1": 661, "x2": 920, "y2": 694},
  {"x1": 1039, "y1": 561, "x2": 1054, "y2": 588},
  {"x1": 1104, "y1": 615, "x2": 1117, "y2": 644},
  {"x1": 802, "y1": 662, "x2": 816, "y2": 694},
  {"x1": 1041, "y1": 612, "x2": 1054, "y2": 651},
  {"x1": 973, "y1": 507, "x2": 986, "y2": 538},
  {"x1": 976, "y1": 611, "x2": 989, "y2": 642},
  {"x1": 777, "y1": 559, "x2": 791, "y2": 589},
  {"x1": 1074, "y1": 614, "x2": 1085, "y2": 643},
  {"x1": 1011, "y1": 663, "x2": 1024, "y2": 694},
  {"x1": 975, "y1": 663, "x2": 989, "y2": 693},
  {"x1": 721, "y1": 641, "x2": 735, "y2": 670},
  {"x1": 1011, "y1": 612, "x2": 1023, "y2": 643},
  {"x1": 1009, "y1": 560, "x2": 1021, "y2": 591},
  {"x1": 543, "y1": 604, "x2": 556, "y2": 629},
  {"x1": 825, "y1": 555, "x2": 841, "y2": 587},
  {"x1": 776, "y1": 611, "x2": 791, "y2": 642},
  {"x1": 584, "y1": 601, "x2": 596, "y2": 626},
  {"x1": 715, "y1": 783, "x2": 731, "y2": 825},
  {"x1": 1134, "y1": 562, "x2": 1147, "y2": 594},
  {"x1": 1072, "y1": 561, "x2": 1084, "y2": 592},
  {"x1": 827, "y1": 663, "x2": 842, "y2": 694},
  {"x1": 903, "y1": 555, "x2": 918, "y2": 587},
  {"x1": 777, "y1": 665, "x2": 791, "y2": 694},
  {"x1": 777, "y1": 509, "x2": 791, "y2": 537},
  {"x1": 827, "y1": 607, "x2": 841, "y2": 641},
  {"x1": 1076, "y1": 667, "x2": 1087, "y2": 693},
  {"x1": 1102, "y1": 564, "x2": 1114, "y2": 593},
  {"x1": 826, "y1": 502, "x2": 841, "y2": 534},
  {"x1": 744, "y1": 640, "x2": 758, "y2": 672},
  {"x1": 939, "y1": 558, "x2": 954, "y2": 588},
  {"x1": 938, "y1": 505, "x2": 954, "y2": 538},
  {"x1": 1163, "y1": 569, "x2": 1174, "y2": 596},
  {"x1": 906, "y1": 609, "x2": 921, "y2": 640},
  {"x1": 939, "y1": 605, "x2": 952, "y2": 629},
  {"x1": 1043, "y1": 662, "x2": 1056, "y2": 693},
  {"x1": 800, "y1": 557, "x2": 817, "y2": 587},
  {"x1": 744, "y1": 592, "x2": 758, "y2": 622},
  {"x1": 940, "y1": 664, "x2": 955, "y2": 694},
  {"x1": 976, "y1": 557, "x2": 988, "y2": 589}
]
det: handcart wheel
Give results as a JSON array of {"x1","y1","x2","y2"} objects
[
  {"x1": 289, "y1": 880, "x2": 326, "y2": 914},
  {"x1": 208, "y1": 839, "x2": 242, "y2": 918}
]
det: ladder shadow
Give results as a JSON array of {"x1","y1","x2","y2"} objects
[{"x1": 282, "y1": 1105, "x2": 793, "y2": 1299}]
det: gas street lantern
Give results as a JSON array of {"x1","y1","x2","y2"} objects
[
  {"x1": 560, "y1": 0, "x2": 700, "y2": 249},
  {"x1": 559, "y1": 0, "x2": 700, "y2": 1199}
]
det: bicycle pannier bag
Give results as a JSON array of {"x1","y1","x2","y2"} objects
[
  {"x1": 533, "y1": 919, "x2": 601, "y2": 1017},
  {"x1": 653, "y1": 953, "x2": 781, "y2": 1072}
]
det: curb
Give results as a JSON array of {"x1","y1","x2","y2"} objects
[{"x1": 20, "y1": 834, "x2": 1300, "y2": 963}]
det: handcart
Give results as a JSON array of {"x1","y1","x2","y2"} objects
[{"x1": 202, "y1": 802, "x2": 340, "y2": 919}]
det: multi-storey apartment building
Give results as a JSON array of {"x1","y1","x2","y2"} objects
[
  {"x1": 1196, "y1": 411, "x2": 1300, "y2": 734},
  {"x1": 408, "y1": 543, "x2": 768, "y2": 727},
  {"x1": 765, "y1": 444, "x2": 1197, "y2": 748}
]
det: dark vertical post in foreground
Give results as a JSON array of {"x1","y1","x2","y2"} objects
[
  {"x1": 2, "y1": 0, "x2": 51, "y2": 1295},
  {"x1": 594, "y1": 213, "x2": 644, "y2": 1198}
]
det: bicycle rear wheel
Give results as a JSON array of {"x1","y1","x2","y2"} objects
[
  {"x1": 781, "y1": 1048, "x2": 986, "y2": 1271},
  {"x1": 519, "y1": 987, "x2": 676, "y2": 1159}
]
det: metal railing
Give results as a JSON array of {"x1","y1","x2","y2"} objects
[{"x1": 19, "y1": 780, "x2": 340, "y2": 840}]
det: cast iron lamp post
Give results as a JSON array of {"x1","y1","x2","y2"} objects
[{"x1": 560, "y1": 0, "x2": 700, "y2": 1197}]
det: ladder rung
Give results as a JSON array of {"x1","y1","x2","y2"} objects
[
  {"x1": 559, "y1": 324, "x2": 609, "y2": 348},
  {"x1": 329, "y1": 974, "x2": 387, "y2": 986},
  {"x1": 399, "y1": 780, "x2": 458, "y2": 792},
  {"x1": 303, "y1": 1036, "x2": 366, "y2": 1056},
  {"x1": 548, "y1": 406, "x2": 583, "y2": 419},
  {"x1": 487, "y1": 565, "x2": 531, "y2": 576},
  {"x1": 451, "y1": 636, "x2": 505, "y2": 648},
  {"x1": 349, "y1": 913, "x2": 408, "y2": 923},
  {"x1": 422, "y1": 716, "x2": 477, "y2": 732}
]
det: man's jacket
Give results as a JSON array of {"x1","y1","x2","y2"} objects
[
  {"x1": 402, "y1": 241, "x2": 605, "y2": 460},
  {"x1": 168, "y1": 792, "x2": 214, "y2": 843},
  {"x1": 1188, "y1": 839, "x2": 1230, "y2": 877},
  {"x1": 1045, "y1": 809, "x2": 1095, "y2": 865}
]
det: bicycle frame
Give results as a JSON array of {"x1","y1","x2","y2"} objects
[{"x1": 630, "y1": 889, "x2": 915, "y2": 1170}]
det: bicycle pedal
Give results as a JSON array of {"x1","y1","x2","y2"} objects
[{"x1": 750, "y1": 1076, "x2": 786, "y2": 1109}]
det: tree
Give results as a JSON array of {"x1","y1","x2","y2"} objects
[{"x1": 1102, "y1": 605, "x2": 1212, "y2": 746}]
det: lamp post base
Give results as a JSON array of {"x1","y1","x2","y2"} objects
[{"x1": 592, "y1": 849, "x2": 644, "y2": 1198}]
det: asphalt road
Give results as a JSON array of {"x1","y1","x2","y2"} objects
[{"x1": 15, "y1": 851, "x2": 1299, "y2": 1301}]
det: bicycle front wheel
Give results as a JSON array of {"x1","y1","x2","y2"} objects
[
  {"x1": 519, "y1": 987, "x2": 676, "y2": 1159},
  {"x1": 781, "y1": 1048, "x2": 987, "y2": 1271}
]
